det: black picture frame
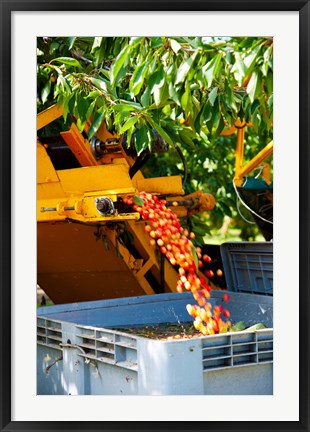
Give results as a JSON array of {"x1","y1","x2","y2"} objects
[{"x1": 1, "y1": 1, "x2": 309, "y2": 431}]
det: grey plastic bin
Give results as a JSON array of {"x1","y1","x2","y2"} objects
[
  {"x1": 37, "y1": 291, "x2": 273, "y2": 396},
  {"x1": 220, "y1": 241, "x2": 273, "y2": 296}
]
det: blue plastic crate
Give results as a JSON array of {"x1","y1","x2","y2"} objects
[
  {"x1": 220, "y1": 242, "x2": 273, "y2": 296},
  {"x1": 37, "y1": 292, "x2": 273, "y2": 395}
]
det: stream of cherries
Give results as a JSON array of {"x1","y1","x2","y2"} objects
[{"x1": 123, "y1": 191, "x2": 231, "y2": 335}]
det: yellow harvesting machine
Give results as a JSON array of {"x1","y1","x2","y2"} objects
[{"x1": 37, "y1": 105, "x2": 215, "y2": 304}]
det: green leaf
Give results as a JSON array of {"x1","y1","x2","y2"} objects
[
  {"x1": 62, "y1": 95, "x2": 71, "y2": 122},
  {"x1": 129, "y1": 37, "x2": 144, "y2": 47},
  {"x1": 215, "y1": 114, "x2": 225, "y2": 135},
  {"x1": 105, "y1": 113, "x2": 113, "y2": 131},
  {"x1": 41, "y1": 80, "x2": 51, "y2": 104},
  {"x1": 91, "y1": 37, "x2": 102, "y2": 53},
  {"x1": 267, "y1": 94, "x2": 273, "y2": 110},
  {"x1": 225, "y1": 82, "x2": 235, "y2": 109},
  {"x1": 90, "y1": 77, "x2": 110, "y2": 94},
  {"x1": 112, "y1": 37, "x2": 124, "y2": 56},
  {"x1": 50, "y1": 42, "x2": 59, "y2": 52},
  {"x1": 148, "y1": 68, "x2": 165, "y2": 94},
  {"x1": 170, "y1": 39, "x2": 182, "y2": 54},
  {"x1": 261, "y1": 62, "x2": 268, "y2": 77},
  {"x1": 250, "y1": 99, "x2": 260, "y2": 115},
  {"x1": 194, "y1": 108, "x2": 204, "y2": 133},
  {"x1": 86, "y1": 98, "x2": 97, "y2": 121},
  {"x1": 154, "y1": 78, "x2": 169, "y2": 106},
  {"x1": 210, "y1": 98, "x2": 221, "y2": 131},
  {"x1": 244, "y1": 43, "x2": 262, "y2": 72},
  {"x1": 54, "y1": 75, "x2": 65, "y2": 98},
  {"x1": 118, "y1": 99, "x2": 143, "y2": 109},
  {"x1": 126, "y1": 125, "x2": 135, "y2": 148},
  {"x1": 77, "y1": 97, "x2": 89, "y2": 122},
  {"x1": 181, "y1": 88, "x2": 190, "y2": 112},
  {"x1": 67, "y1": 37, "x2": 76, "y2": 50},
  {"x1": 135, "y1": 125, "x2": 149, "y2": 156},
  {"x1": 246, "y1": 323, "x2": 267, "y2": 331},
  {"x1": 115, "y1": 111, "x2": 131, "y2": 124},
  {"x1": 133, "y1": 196, "x2": 144, "y2": 206},
  {"x1": 119, "y1": 116, "x2": 139, "y2": 134},
  {"x1": 113, "y1": 103, "x2": 141, "y2": 112},
  {"x1": 203, "y1": 54, "x2": 222, "y2": 88},
  {"x1": 208, "y1": 87, "x2": 218, "y2": 106},
  {"x1": 57, "y1": 74, "x2": 71, "y2": 93},
  {"x1": 182, "y1": 82, "x2": 194, "y2": 118},
  {"x1": 231, "y1": 321, "x2": 246, "y2": 332},
  {"x1": 234, "y1": 52, "x2": 247, "y2": 81},
  {"x1": 247, "y1": 71, "x2": 260, "y2": 103},
  {"x1": 168, "y1": 81, "x2": 180, "y2": 105},
  {"x1": 201, "y1": 104, "x2": 212, "y2": 122},
  {"x1": 141, "y1": 86, "x2": 151, "y2": 107},
  {"x1": 110, "y1": 45, "x2": 130, "y2": 86},
  {"x1": 242, "y1": 94, "x2": 250, "y2": 111},
  {"x1": 264, "y1": 46, "x2": 272, "y2": 63},
  {"x1": 194, "y1": 103, "x2": 212, "y2": 133},
  {"x1": 129, "y1": 61, "x2": 149, "y2": 96},
  {"x1": 87, "y1": 91, "x2": 100, "y2": 99},
  {"x1": 88, "y1": 107, "x2": 105, "y2": 139},
  {"x1": 178, "y1": 129, "x2": 195, "y2": 147},
  {"x1": 265, "y1": 72, "x2": 273, "y2": 94},
  {"x1": 150, "y1": 37, "x2": 163, "y2": 48},
  {"x1": 96, "y1": 69, "x2": 110, "y2": 81},
  {"x1": 68, "y1": 92, "x2": 76, "y2": 113},
  {"x1": 147, "y1": 117, "x2": 174, "y2": 147},
  {"x1": 76, "y1": 116, "x2": 86, "y2": 132},
  {"x1": 51, "y1": 57, "x2": 82, "y2": 68},
  {"x1": 56, "y1": 94, "x2": 64, "y2": 110},
  {"x1": 191, "y1": 245, "x2": 199, "y2": 271},
  {"x1": 175, "y1": 51, "x2": 198, "y2": 85}
]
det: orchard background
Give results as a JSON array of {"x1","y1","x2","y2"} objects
[{"x1": 37, "y1": 36, "x2": 273, "y2": 242}]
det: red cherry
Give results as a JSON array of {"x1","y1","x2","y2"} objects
[
  {"x1": 214, "y1": 305, "x2": 223, "y2": 314},
  {"x1": 203, "y1": 254, "x2": 212, "y2": 263},
  {"x1": 131, "y1": 191, "x2": 231, "y2": 335},
  {"x1": 223, "y1": 294, "x2": 230, "y2": 302},
  {"x1": 223, "y1": 309, "x2": 230, "y2": 318}
]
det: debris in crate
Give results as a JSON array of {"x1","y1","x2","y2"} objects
[
  {"x1": 112, "y1": 322, "x2": 200, "y2": 340},
  {"x1": 112, "y1": 321, "x2": 268, "y2": 340}
]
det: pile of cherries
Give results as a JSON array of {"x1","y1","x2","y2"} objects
[{"x1": 123, "y1": 191, "x2": 231, "y2": 335}]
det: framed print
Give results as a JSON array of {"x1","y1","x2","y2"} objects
[{"x1": 2, "y1": 1, "x2": 309, "y2": 431}]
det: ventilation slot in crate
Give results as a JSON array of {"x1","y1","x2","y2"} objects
[
  {"x1": 75, "y1": 326, "x2": 137, "y2": 370},
  {"x1": 37, "y1": 318, "x2": 62, "y2": 350},
  {"x1": 202, "y1": 330, "x2": 273, "y2": 371},
  {"x1": 76, "y1": 330, "x2": 96, "y2": 358}
]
